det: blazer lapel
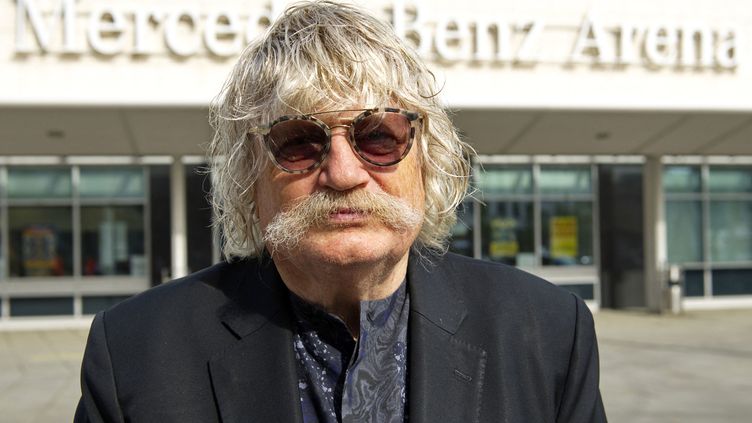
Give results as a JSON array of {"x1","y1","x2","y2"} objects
[
  {"x1": 208, "y1": 259, "x2": 303, "y2": 423},
  {"x1": 407, "y1": 255, "x2": 487, "y2": 423}
]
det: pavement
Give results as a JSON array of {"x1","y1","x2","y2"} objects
[
  {"x1": 1, "y1": 309, "x2": 751, "y2": 423},
  {"x1": 596, "y1": 308, "x2": 752, "y2": 423}
]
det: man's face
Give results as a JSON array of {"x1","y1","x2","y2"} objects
[{"x1": 254, "y1": 108, "x2": 425, "y2": 267}]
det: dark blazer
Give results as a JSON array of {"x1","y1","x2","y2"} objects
[{"x1": 75, "y1": 253, "x2": 606, "y2": 422}]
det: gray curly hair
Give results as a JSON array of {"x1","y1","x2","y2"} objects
[{"x1": 208, "y1": 0, "x2": 474, "y2": 259}]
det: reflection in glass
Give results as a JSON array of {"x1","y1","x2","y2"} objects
[
  {"x1": 663, "y1": 165, "x2": 701, "y2": 193},
  {"x1": 683, "y1": 269, "x2": 705, "y2": 297},
  {"x1": 9, "y1": 207, "x2": 73, "y2": 277},
  {"x1": 539, "y1": 166, "x2": 592, "y2": 195},
  {"x1": 81, "y1": 206, "x2": 146, "y2": 276},
  {"x1": 712, "y1": 268, "x2": 752, "y2": 295},
  {"x1": 708, "y1": 167, "x2": 752, "y2": 193},
  {"x1": 476, "y1": 165, "x2": 532, "y2": 195},
  {"x1": 186, "y1": 164, "x2": 215, "y2": 273},
  {"x1": 448, "y1": 202, "x2": 474, "y2": 257},
  {"x1": 481, "y1": 201, "x2": 534, "y2": 265},
  {"x1": 7, "y1": 167, "x2": 72, "y2": 199},
  {"x1": 10, "y1": 297, "x2": 73, "y2": 316},
  {"x1": 666, "y1": 200, "x2": 703, "y2": 263},
  {"x1": 709, "y1": 201, "x2": 752, "y2": 263},
  {"x1": 80, "y1": 167, "x2": 145, "y2": 198},
  {"x1": 541, "y1": 201, "x2": 593, "y2": 266}
]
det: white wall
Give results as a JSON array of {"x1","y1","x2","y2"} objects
[{"x1": 1, "y1": 0, "x2": 750, "y2": 110}]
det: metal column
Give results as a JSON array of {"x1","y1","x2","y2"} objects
[
  {"x1": 643, "y1": 156, "x2": 667, "y2": 312},
  {"x1": 170, "y1": 157, "x2": 188, "y2": 279}
]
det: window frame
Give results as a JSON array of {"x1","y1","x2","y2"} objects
[
  {"x1": 0, "y1": 164, "x2": 151, "y2": 319},
  {"x1": 458, "y1": 156, "x2": 601, "y2": 302},
  {"x1": 664, "y1": 161, "x2": 752, "y2": 298}
]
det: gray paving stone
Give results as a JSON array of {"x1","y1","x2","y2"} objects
[{"x1": 0, "y1": 309, "x2": 750, "y2": 422}]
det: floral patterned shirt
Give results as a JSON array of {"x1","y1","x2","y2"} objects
[{"x1": 289, "y1": 281, "x2": 409, "y2": 423}]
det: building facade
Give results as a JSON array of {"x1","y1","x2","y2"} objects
[{"x1": 2, "y1": 0, "x2": 752, "y2": 323}]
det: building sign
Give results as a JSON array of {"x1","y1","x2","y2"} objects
[{"x1": 13, "y1": 0, "x2": 738, "y2": 69}]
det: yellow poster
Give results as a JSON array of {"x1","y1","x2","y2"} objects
[
  {"x1": 22, "y1": 226, "x2": 57, "y2": 276},
  {"x1": 550, "y1": 216, "x2": 578, "y2": 260},
  {"x1": 489, "y1": 218, "x2": 518, "y2": 259}
]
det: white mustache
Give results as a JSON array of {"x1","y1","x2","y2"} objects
[{"x1": 262, "y1": 190, "x2": 423, "y2": 254}]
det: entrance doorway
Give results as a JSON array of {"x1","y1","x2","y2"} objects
[{"x1": 598, "y1": 165, "x2": 645, "y2": 309}]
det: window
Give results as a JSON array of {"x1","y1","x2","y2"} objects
[
  {"x1": 7, "y1": 167, "x2": 71, "y2": 199},
  {"x1": 664, "y1": 164, "x2": 752, "y2": 298},
  {"x1": 80, "y1": 167, "x2": 145, "y2": 198},
  {"x1": 539, "y1": 166, "x2": 592, "y2": 195},
  {"x1": 663, "y1": 165, "x2": 701, "y2": 194},
  {"x1": 666, "y1": 200, "x2": 703, "y2": 263},
  {"x1": 1, "y1": 165, "x2": 149, "y2": 318},
  {"x1": 481, "y1": 201, "x2": 534, "y2": 265},
  {"x1": 81, "y1": 206, "x2": 146, "y2": 276},
  {"x1": 541, "y1": 201, "x2": 593, "y2": 266},
  {"x1": 683, "y1": 270, "x2": 705, "y2": 297},
  {"x1": 8, "y1": 206, "x2": 73, "y2": 277},
  {"x1": 709, "y1": 201, "x2": 752, "y2": 263},
  {"x1": 477, "y1": 165, "x2": 537, "y2": 266},
  {"x1": 708, "y1": 167, "x2": 752, "y2": 193},
  {"x1": 474, "y1": 163, "x2": 597, "y2": 270},
  {"x1": 449, "y1": 202, "x2": 474, "y2": 257},
  {"x1": 476, "y1": 166, "x2": 532, "y2": 195},
  {"x1": 4, "y1": 166, "x2": 148, "y2": 279}
]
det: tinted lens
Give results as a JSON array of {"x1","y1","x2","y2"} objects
[
  {"x1": 352, "y1": 112, "x2": 412, "y2": 165},
  {"x1": 267, "y1": 119, "x2": 328, "y2": 171}
]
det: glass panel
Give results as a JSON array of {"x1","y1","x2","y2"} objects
[
  {"x1": 683, "y1": 269, "x2": 705, "y2": 297},
  {"x1": 10, "y1": 297, "x2": 73, "y2": 316},
  {"x1": 711, "y1": 268, "x2": 752, "y2": 296},
  {"x1": 561, "y1": 284, "x2": 594, "y2": 300},
  {"x1": 82, "y1": 295, "x2": 130, "y2": 314},
  {"x1": 541, "y1": 201, "x2": 593, "y2": 266},
  {"x1": 708, "y1": 166, "x2": 752, "y2": 193},
  {"x1": 477, "y1": 165, "x2": 532, "y2": 195},
  {"x1": 663, "y1": 165, "x2": 701, "y2": 193},
  {"x1": 79, "y1": 167, "x2": 145, "y2": 198},
  {"x1": 481, "y1": 201, "x2": 534, "y2": 265},
  {"x1": 186, "y1": 164, "x2": 215, "y2": 272},
  {"x1": 8, "y1": 207, "x2": 73, "y2": 277},
  {"x1": 666, "y1": 200, "x2": 703, "y2": 263},
  {"x1": 7, "y1": 167, "x2": 72, "y2": 199},
  {"x1": 709, "y1": 201, "x2": 752, "y2": 263},
  {"x1": 149, "y1": 166, "x2": 172, "y2": 285},
  {"x1": 81, "y1": 206, "x2": 146, "y2": 276},
  {"x1": 0, "y1": 208, "x2": 4, "y2": 279},
  {"x1": 539, "y1": 165, "x2": 592, "y2": 195},
  {"x1": 448, "y1": 202, "x2": 474, "y2": 257}
]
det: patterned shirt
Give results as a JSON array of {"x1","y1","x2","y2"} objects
[{"x1": 289, "y1": 281, "x2": 409, "y2": 423}]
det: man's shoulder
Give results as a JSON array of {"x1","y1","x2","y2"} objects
[
  {"x1": 427, "y1": 252, "x2": 572, "y2": 301},
  {"x1": 418, "y1": 252, "x2": 585, "y2": 325},
  {"x1": 102, "y1": 259, "x2": 260, "y2": 328}
]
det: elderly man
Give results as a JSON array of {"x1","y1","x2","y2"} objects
[{"x1": 75, "y1": 2, "x2": 606, "y2": 422}]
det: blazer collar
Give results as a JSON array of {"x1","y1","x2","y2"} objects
[
  {"x1": 216, "y1": 256, "x2": 288, "y2": 338},
  {"x1": 208, "y1": 253, "x2": 486, "y2": 423},
  {"x1": 209, "y1": 258, "x2": 303, "y2": 423},
  {"x1": 407, "y1": 252, "x2": 468, "y2": 333}
]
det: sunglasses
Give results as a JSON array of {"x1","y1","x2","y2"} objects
[{"x1": 254, "y1": 107, "x2": 423, "y2": 174}]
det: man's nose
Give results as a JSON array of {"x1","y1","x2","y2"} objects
[{"x1": 317, "y1": 129, "x2": 370, "y2": 191}]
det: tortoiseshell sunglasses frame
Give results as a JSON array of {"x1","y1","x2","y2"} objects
[{"x1": 252, "y1": 107, "x2": 423, "y2": 174}]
